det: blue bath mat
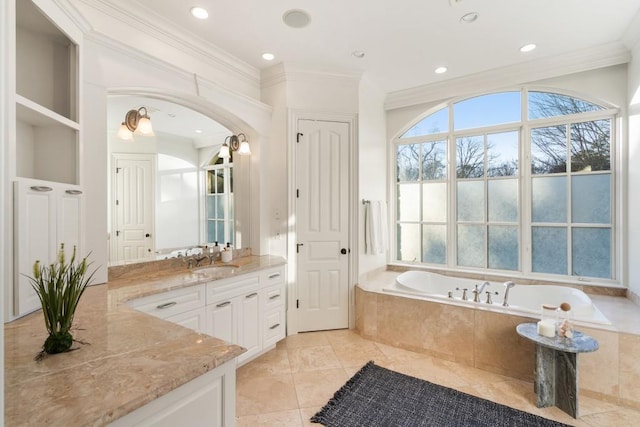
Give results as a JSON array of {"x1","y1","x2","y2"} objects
[{"x1": 311, "y1": 361, "x2": 572, "y2": 427}]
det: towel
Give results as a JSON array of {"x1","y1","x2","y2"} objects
[{"x1": 365, "y1": 200, "x2": 388, "y2": 255}]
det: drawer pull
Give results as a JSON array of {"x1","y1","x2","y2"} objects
[
  {"x1": 156, "y1": 301, "x2": 177, "y2": 309},
  {"x1": 268, "y1": 272, "x2": 281, "y2": 279},
  {"x1": 65, "y1": 189, "x2": 83, "y2": 195},
  {"x1": 269, "y1": 294, "x2": 280, "y2": 300},
  {"x1": 245, "y1": 292, "x2": 258, "y2": 299},
  {"x1": 269, "y1": 323, "x2": 280, "y2": 330},
  {"x1": 216, "y1": 301, "x2": 231, "y2": 308},
  {"x1": 30, "y1": 186, "x2": 53, "y2": 192}
]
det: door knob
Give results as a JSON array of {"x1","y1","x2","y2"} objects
[
  {"x1": 341, "y1": 248, "x2": 347, "y2": 255},
  {"x1": 145, "y1": 233, "x2": 150, "y2": 238}
]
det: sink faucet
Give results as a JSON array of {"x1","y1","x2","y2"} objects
[
  {"x1": 472, "y1": 282, "x2": 490, "y2": 303},
  {"x1": 502, "y1": 281, "x2": 516, "y2": 306}
]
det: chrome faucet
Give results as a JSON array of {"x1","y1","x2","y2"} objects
[{"x1": 502, "y1": 281, "x2": 516, "y2": 306}]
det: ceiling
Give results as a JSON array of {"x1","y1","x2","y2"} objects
[{"x1": 129, "y1": 0, "x2": 640, "y2": 93}]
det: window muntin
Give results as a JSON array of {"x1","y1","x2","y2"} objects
[{"x1": 396, "y1": 89, "x2": 616, "y2": 281}]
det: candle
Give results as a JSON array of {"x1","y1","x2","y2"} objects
[{"x1": 537, "y1": 319, "x2": 555, "y2": 338}]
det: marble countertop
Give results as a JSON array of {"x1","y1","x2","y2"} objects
[
  {"x1": 4, "y1": 255, "x2": 286, "y2": 426},
  {"x1": 516, "y1": 322, "x2": 600, "y2": 353}
]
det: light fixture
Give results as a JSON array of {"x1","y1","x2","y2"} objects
[
  {"x1": 262, "y1": 53, "x2": 275, "y2": 61},
  {"x1": 219, "y1": 133, "x2": 251, "y2": 159},
  {"x1": 283, "y1": 9, "x2": 311, "y2": 28},
  {"x1": 117, "y1": 106, "x2": 155, "y2": 140},
  {"x1": 435, "y1": 66, "x2": 448, "y2": 74},
  {"x1": 190, "y1": 7, "x2": 209, "y2": 20},
  {"x1": 460, "y1": 12, "x2": 479, "y2": 23},
  {"x1": 520, "y1": 43, "x2": 537, "y2": 53}
]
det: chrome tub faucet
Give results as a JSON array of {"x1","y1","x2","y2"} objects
[{"x1": 502, "y1": 281, "x2": 516, "y2": 306}]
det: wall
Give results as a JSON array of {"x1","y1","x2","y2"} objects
[
  {"x1": 628, "y1": 39, "x2": 640, "y2": 298},
  {"x1": 358, "y1": 76, "x2": 388, "y2": 277}
]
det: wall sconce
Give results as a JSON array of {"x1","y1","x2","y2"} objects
[
  {"x1": 117, "y1": 107, "x2": 155, "y2": 140},
  {"x1": 219, "y1": 133, "x2": 251, "y2": 158}
]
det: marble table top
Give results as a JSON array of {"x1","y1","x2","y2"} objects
[
  {"x1": 516, "y1": 322, "x2": 599, "y2": 353},
  {"x1": 4, "y1": 255, "x2": 286, "y2": 426}
]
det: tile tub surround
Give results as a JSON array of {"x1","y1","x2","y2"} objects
[
  {"x1": 356, "y1": 271, "x2": 640, "y2": 410},
  {"x1": 4, "y1": 254, "x2": 285, "y2": 426}
]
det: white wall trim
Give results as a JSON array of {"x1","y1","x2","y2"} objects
[
  {"x1": 286, "y1": 110, "x2": 359, "y2": 334},
  {"x1": 385, "y1": 42, "x2": 631, "y2": 111},
  {"x1": 73, "y1": 0, "x2": 260, "y2": 90},
  {"x1": 262, "y1": 63, "x2": 362, "y2": 90}
]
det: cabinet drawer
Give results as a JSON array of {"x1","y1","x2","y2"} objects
[
  {"x1": 128, "y1": 285, "x2": 206, "y2": 319},
  {"x1": 264, "y1": 308, "x2": 285, "y2": 348},
  {"x1": 206, "y1": 275, "x2": 259, "y2": 306},
  {"x1": 260, "y1": 266, "x2": 285, "y2": 286},
  {"x1": 167, "y1": 307, "x2": 207, "y2": 334},
  {"x1": 263, "y1": 283, "x2": 285, "y2": 311}
]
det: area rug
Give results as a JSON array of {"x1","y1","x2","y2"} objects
[{"x1": 311, "y1": 361, "x2": 572, "y2": 427}]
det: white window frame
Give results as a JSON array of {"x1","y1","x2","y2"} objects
[{"x1": 203, "y1": 158, "x2": 234, "y2": 246}]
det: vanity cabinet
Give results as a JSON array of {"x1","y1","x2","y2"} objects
[{"x1": 13, "y1": 178, "x2": 84, "y2": 316}]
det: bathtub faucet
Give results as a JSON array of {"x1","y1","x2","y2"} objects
[
  {"x1": 502, "y1": 281, "x2": 516, "y2": 307},
  {"x1": 455, "y1": 287, "x2": 468, "y2": 301},
  {"x1": 472, "y1": 282, "x2": 490, "y2": 303}
]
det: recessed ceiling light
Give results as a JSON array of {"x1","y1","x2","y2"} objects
[
  {"x1": 460, "y1": 12, "x2": 479, "y2": 23},
  {"x1": 190, "y1": 7, "x2": 209, "y2": 20},
  {"x1": 435, "y1": 67, "x2": 448, "y2": 74},
  {"x1": 520, "y1": 43, "x2": 537, "y2": 53},
  {"x1": 195, "y1": 129, "x2": 203, "y2": 134},
  {"x1": 283, "y1": 9, "x2": 311, "y2": 28},
  {"x1": 262, "y1": 53, "x2": 275, "y2": 61},
  {"x1": 352, "y1": 51, "x2": 365, "y2": 59}
]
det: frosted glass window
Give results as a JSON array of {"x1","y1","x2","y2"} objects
[
  {"x1": 402, "y1": 108, "x2": 448, "y2": 138},
  {"x1": 528, "y1": 92, "x2": 604, "y2": 120},
  {"x1": 487, "y1": 131, "x2": 519, "y2": 177},
  {"x1": 422, "y1": 140, "x2": 447, "y2": 180},
  {"x1": 532, "y1": 227, "x2": 567, "y2": 275},
  {"x1": 572, "y1": 175, "x2": 611, "y2": 224},
  {"x1": 397, "y1": 144, "x2": 419, "y2": 181},
  {"x1": 531, "y1": 126, "x2": 567, "y2": 174},
  {"x1": 398, "y1": 183, "x2": 421, "y2": 221},
  {"x1": 456, "y1": 136, "x2": 484, "y2": 178},
  {"x1": 397, "y1": 223, "x2": 421, "y2": 262},
  {"x1": 532, "y1": 176, "x2": 566, "y2": 223},
  {"x1": 457, "y1": 225, "x2": 485, "y2": 268},
  {"x1": 457, "y1": 181, "x2": 484, "y2": 222},
  {"x1": 488, "y1": 226, "x2": 518, "y2": 270},
  {"x1": 422, "y1": 225, "x2": 446, "y2": 264},
  {"x1": 572, "y1": 228, "x2": 611, "y2": 278},
  {"x1": 488, "y1": 179, "x2": 518, "y2": 222},
  {"x1": 570, "y1": 120, "x2": 611, "y2": 172},
  {"x1": 454, "y1": 92, "x2": 521, "y2": 130},
  {"x1": 422, "y1": 183, "x2": 447, "y2": 222}
]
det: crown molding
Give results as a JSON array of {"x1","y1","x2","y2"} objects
[
  {"x1": 261, "y1": 62, "x2": 363, "y2": 90},
  {"x1": 55, "y1": 0, "x2": 93, "y2": 33},
  {"x1": 385, "y1": 42, "x2": 631, "y2": 111},
  {"x1": 74, "y1": 0, "x2": 260, "y2": 90}
]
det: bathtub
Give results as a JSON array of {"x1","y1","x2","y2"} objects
[{"x1": 383, "y1": 270, "x2": 611, "y2": 326}]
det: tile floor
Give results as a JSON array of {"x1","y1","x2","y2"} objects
[{"x1": 236, "y1": 329, "x2": 640, "y2": 426}]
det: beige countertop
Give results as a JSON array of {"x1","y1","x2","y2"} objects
[{"x1": 4, "y1": 255, "x2": 286, "y2": 426}]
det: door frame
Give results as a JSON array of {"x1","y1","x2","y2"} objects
[
  {"x1": 286, "y1": 110, "x2": 359, "y2": 335},
  {"x1": 109, "y1": 153, "x2": 156, "y2": 262}
]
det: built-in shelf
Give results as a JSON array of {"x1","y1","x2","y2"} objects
[{"x1": 16, "y1": 94, "x2": 80, "y2": 130}]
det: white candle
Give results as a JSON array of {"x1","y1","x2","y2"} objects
[{"x1": 537, "y1": 319, "x2": 555, "y2": 338}]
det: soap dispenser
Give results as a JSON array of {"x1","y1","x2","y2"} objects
[{"x1": 221, "y1": 242, "x2": 233, "y2": 263}]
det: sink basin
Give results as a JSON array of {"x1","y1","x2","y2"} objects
[{"x1": 193, "y1": 264, "x2": 240, "y2": 276}]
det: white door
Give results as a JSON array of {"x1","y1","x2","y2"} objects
[
  {"x1": 113, "y1": 154, "x2": 155, "y2": 261},
  {"x1": 296, "y1": 119, "x2": 350, "y2": 332}
]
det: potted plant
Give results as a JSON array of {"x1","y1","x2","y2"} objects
[{"x1": 27, "y1": 243, "x2": 97, "y2": 357}]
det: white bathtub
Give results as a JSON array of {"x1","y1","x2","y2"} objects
[{"x1": 383, "y1": 270, "x2": 611, "y2": 326}]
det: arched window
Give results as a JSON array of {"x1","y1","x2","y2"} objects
[
  {"x1": 395, "y1": 89, "x2": 617, "y2": 282},
  {"x1": 204, "y1": 152, "x2": 234, "y2": 246}
]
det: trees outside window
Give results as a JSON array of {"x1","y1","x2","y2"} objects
[
  {"x1": 395, "y1": 89, "x2": 615, "y2": 281},
  {"x1": 204, "y1": 153, "x2": 234, "y2": 247}
]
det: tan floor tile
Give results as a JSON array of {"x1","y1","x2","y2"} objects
[
  {"x1": 323, "y1": 328, "x2": 372, "y2": 346},
  {"x1": 236, "y1": 373, "x2": 299, "y2": 417},
  {"x1": 581, "y1": 407, "x2": 640, "y2": 426},
  {"x1": 287, "y1": 345, "x2": 342, "y2": 373},
  {"x1": 293, "y1": 368, "x2": 349, "y2": 407},
  {"x1": 283, "y1": 331, "x2": 330, "y2": 348},
  {"x1": 578, "y1": 393, "x2": 623, "y2": 417},
  {"x1": 237, "y1": 348, "x2": 291, "y2": 380},
  {"x1": 331, "y1": 341, "x2": 390, "y2": 368},
  {"x1": 374, "y1": 342, "x2": 431, "y2": 362},
  {"x1": 236, "y1": 409, "x2": 303, "y2": 426},
  {"x1": 299, "y1": 407, "x2": 323, "y2": 426},
  {"x1": 386, "y1": 356, "x2": 471, "y2": 389}
]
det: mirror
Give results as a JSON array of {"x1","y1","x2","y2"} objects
[{"x1": 106, "y1": 95, "x2": 251, "y2": 265}]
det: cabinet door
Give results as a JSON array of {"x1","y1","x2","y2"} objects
[
  {"x1": 237, "y1": 291, "x2": 261, "y2": 365},
  {"x1": 58, "y1": 186, "x2": 83, "y2": 258},
  {"x1": 13, "y1": 180, "x2": 57, "y2": 316},
  {"x1": 206, "y1": 298, "x2": 236, "y2": 344}
]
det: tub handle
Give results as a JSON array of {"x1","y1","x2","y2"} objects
[{"x1": 456, "y1": 287, "x2": 468, "y2": 301}]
